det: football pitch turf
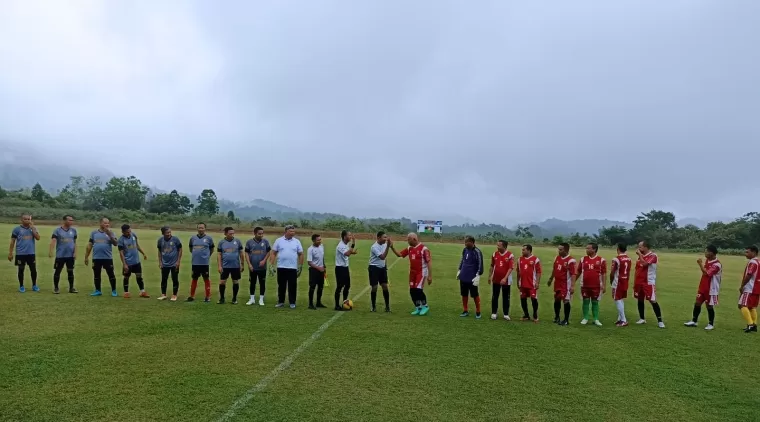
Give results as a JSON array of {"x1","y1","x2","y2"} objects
[{"x1": 1, "y1": 224, "x2": 757, "y2": 422}]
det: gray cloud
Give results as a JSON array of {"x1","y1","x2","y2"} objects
[{"x1": 1, "y1": 0, "x2": 758, "y2": 224}]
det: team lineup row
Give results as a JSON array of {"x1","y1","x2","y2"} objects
[{"x1": 7, "y1": 215, "x2": 760, "y2": 332}]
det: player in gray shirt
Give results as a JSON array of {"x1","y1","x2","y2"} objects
[
  {"x1": 157, "y1": 226, "x2": 183, "y2": 301},
  {"x1": 369, "y1": 231, "x2": 392, "y2": 312},
  {"x1": 307, "y1": 234, "x2": 327, "y2": 309},
  {"x1": 8, "y1": 213, "x2": 41, "y2": 293},
  {"x1": 217, "y1": 227, "x2": 245, "y2": 305},
  {"x1": 84, "y1": 217, "x2": 119, "y2": 297},
  {"x1": 244, "y1": 227, "x2": 271, "y2": 306},
  {"x1": 49, "y1": 215, "x2": 78, "y2": 294}
]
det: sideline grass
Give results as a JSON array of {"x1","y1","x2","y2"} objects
[{"x1": 0, "y1": 224, "x2": 757, "y2": 422}]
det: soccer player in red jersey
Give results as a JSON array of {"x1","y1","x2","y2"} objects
[
  {"x1": 390, "y1": 233, "x2": 432, "y2": 316},
  {"x1": 546, "y1": 242, "x2": 576, "y2": 326},
  {"x1": 610, "y1": 243, "x2": 632, "y2": 327},
  {"x1": 684, "y1": 245, "x2": 722, "y2": 330},
  {"x1": 738, "y1": 245, "x2": 759, "y2": 333},
  {"x1": 634, "y1": 240, "x2": 665, "y2": 328},
  {"x1": 488, "y1": 240, "x2": 514, "y2": 321},
  {"x1": 577, "y1": 243, "x2": 606, "y2": 326},
  {"x1": 516, "y1": 244, "x2": 541, "y2": 322}
]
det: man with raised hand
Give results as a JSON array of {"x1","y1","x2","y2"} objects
[
  {"x1": 49, "y1": 214, "x2": 78, "y2": 294},
  {"x1": 9, "y1": 213, "x2": 41, "y2": 293},
  {"x1": 157, "y1": 226, "x2": 183, "y2": 302},
  {"x1": 457, "y1": 235, "x2": 484, "y2": 319},
  {"x1": 685, "y1": 245, "x2": 721, "y2": 330},
  {"x1": 84, "y1": 217, "x2": 119, "y2": 297},
  {"x1": 307, "y1": 233, "x2": 326, "y2": 310},
  {"x1": 634, "y1": 240, "x2": 665, "y2": 328},
  {"x1": 187, "y1": 223, "x2": 214, "y2": 303},
  {"x1": 217, "y1": 227, "x2": 244, "y2": 305},
  {"x1": 334, "y1": 230, "x2": 358, "y2": 311},
  {"x1": 368, "y1": 231, "x2": 392, "y2": 312},
  {"x1": 270, "y1": 225, "x2": 304, "y2": 309},
  {"x1": 245, "y1": 226, "x2": 271, "y2": 306},
  {"x1": 389, "y1": 232, "x2": 432, "y2": 316},
  {"x1": 118, "y1": 224, "x2": 149, "y2": 298}
]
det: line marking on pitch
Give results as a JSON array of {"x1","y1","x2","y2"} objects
[{"x1": 216, "y1": 257, "x2": 402, "y2": 422}]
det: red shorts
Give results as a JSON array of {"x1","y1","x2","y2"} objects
[
  {"x1": 408, "y1": 271, "x2": 426, "y2": 289},
  {"x1": 612, "y1": 287, "x2": 627, "y2": 300},
  {"x1": 519, "y1": 287, "x2": 537, "y2": 299},
  {"x1": 738, "y1": 292, "x2": 759, "y2": 308},
  {"x1": 581, "y1": 286, "x2": 601, "y2": 300},
  {"x1": 695, "y1": 291, "x2": 718, "y2": 306},
  {"x1": 633, "y1": 284, "x2": 656, "y2": 302},
  {"x1": 554, "y1": 289, "x2": 571, "y2": 301}
]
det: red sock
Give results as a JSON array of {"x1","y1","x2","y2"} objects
[
  {"x1": 190, "y1": 279, "x2": 198, "y2": 297},
  {"x1": 203, "y1": 279, "x2": 211, "y2": 298},
  {"x1": 462, "y1": 296, "x2": 468, "y2": 312},
  {"x1": 475, "y1": 296, "x2": 481, "y2": 313}
]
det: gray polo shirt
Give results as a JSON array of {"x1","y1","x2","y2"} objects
[
  {"x1": 11, "y1": 226, "x2": 36, "y2": 255},
  {"x1": 335, "y1": 241, "x2": 350, "y2": 267},
  {"x1": 369, "y1": 242, "x2": 387, "y2": 268},
  {"x1": 52, "y1": 227, "x2": 77, "y2": 259},
  {"x1": 307, "y1": 245, "x2": 325, "y2": 268},
  {"x1": 273, "y1": 236, "x2": 303, "y2": 269}
]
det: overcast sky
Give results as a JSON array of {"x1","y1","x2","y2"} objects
[{"x1": 1, "y1": 0, "x2": 758, "y2": 225}]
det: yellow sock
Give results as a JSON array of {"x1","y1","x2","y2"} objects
[
  {"x1": 741, "y1": 307, "x2": 753, "y2": 325},
  {"x1": 751, "y1": 309, "x2": 758, "y2": 325}
]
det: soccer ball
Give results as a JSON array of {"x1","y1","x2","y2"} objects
[{"x1": 342, "y1": 299, "x2": 353, "y2": 310}]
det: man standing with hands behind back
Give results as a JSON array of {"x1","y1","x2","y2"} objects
[
  {"x1": 9, "y1": 213, "x2": 41, "y2": 292},
  {"x1": 270, "y1": 225, "x2": 304, "y2": 309}
]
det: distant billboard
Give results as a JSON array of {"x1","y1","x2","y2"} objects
[{"x1": 417, "y1": 220, "x2": 443, "y2": 234}]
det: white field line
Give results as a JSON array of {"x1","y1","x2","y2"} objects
[{"x1": 216, "y1": 257, "x2": 402, "y2": 422}]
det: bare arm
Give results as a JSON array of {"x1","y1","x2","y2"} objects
[
  {"x1": 105, "y1": 231, "x2": 117, "y2": 246},
  {"x1": 157, "y1": 247, "x2": 162, "y2": 268},
  {"x1": 389, "y1": 244, "x2": 402, "y2": 258},
  {"x1": 49, "y1": 237, "x2": 56, "y2": 258},
  {"x1": 177, "y1": 247, "x2": 183, "y2": 268},
  {"x1": 298, "y1": 251, "x2": 304, "y2": 267},
  {"x1": 270, "y1": 250, "x2": 278, "y2": 267},
  {"x1": 610, "y1": 260, "x2": 618, "y2": 285},
  {"x1": 217, "y1": 251, "x2": 223, "y2": 271},
  {"x1": 84, "y1": 243, "x2": 93, "y2": 264},
  {"x1": 697, "y1": 259, "x2": 708, "y2": 275},
  {"x1": 8, "y1": 239, "x2": 16, "y2": 260},
  {"x1": 119, "y1": 249, "x2": 128, "y2": 268},
  {"x1": 379, "y1": 242, "x2": 391, "y2": 260},
  {"x1": 31, "y1": 226, "x2": 41, "y2": 241},
  {"x1": 239, "y1": 250, "x2": 245, "y2": 269}
]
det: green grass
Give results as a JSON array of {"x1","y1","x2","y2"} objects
[{"x1": 0, "y1": 223, "x2": 757, "y2": 422}]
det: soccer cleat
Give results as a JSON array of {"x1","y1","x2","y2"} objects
[
  {"x1": 370, "y1": 306, "x2": 377, "y2": 312},
  {"x1": 594, "y1": 320, "x2": 603, "y2": 327},
  {"x1": 580, "y1": 319, "x2": 589, "y2": 325},
  {"x1": 157, "y1": 295, "x2": 167, "y2": 301},
  {"x1": 460, "y1": 311, "x2": 470, "y2": 318},
  {"x1": 32, "y1": 285, "x2": 40, "y2": 292},
  {"x1": 90, "y1": 290, "x2": 102, "y2": 296},
  {"x1": 520, "y1": 316, "x2": 531, "y2": 322},
  {"x1": 275, "y1": 303, "x2": 285, "y2": 308},
  {"x1": 419, "y1": 305, "x2": 430, "y2": 316},
  {"x1": 636, "y1": 319, "x2": 647, "y2": 325},
  {"x1": 614, "y1": 320, "x2": 621, "y2": 325},
  {"x1": 743, "y1": 326, "x2": 754, "y2": 333},
  {"x1": 553, "y1": 317, "x2": 560, "y2": 324},
  {"x1": 658, "y1": 321, "x2": 666, "y2": 329},
  {"x1": 533, "y1": 318, "x2": 539, "y2": 324},
  {"x1": 18, "y1": 286, "x2": 26, "y2": 293},
  {"x1": 618, "y1": 321, "x2": 629, "y2": 327},
  {"x1": 317, "y1": 303, "x2": 327, "y2": 308},
  {"x1": 246, "y1": 298, "x2": 256, "y2": 305},
  {"x1": 308, "y1": 304, "x2": 317, "y2": 310},
  {"x1": 231, "y1": 299, "x2": 238, "y2": 305},
  {"x1": 684, "y1": 321, "x2": 698, "y2": 327},
  {"x1": 385, "y1": 307, "x2": 391, "y2": 313},
  {"x1": 559, "y1": 320, "x2": 569, "y2": 326},
  {"x1": 504, "y1": 315, "x2": 511, "y2": 321},
  {"x1": 704, "y1": 324, "x2": 715, "y2": 331},
  {"x1": 475, "y1": 313, "x2": 482, "y2": 320},
  {"x1": 111, "y1": 290, "x2": 118, "y2": 297},
  {"x1": 751, "y1": 325, "x2": 758, "y2": 332},
  {"x1": 203, "y1": 297, "x2": 211, "y2": 303},
  {"x1": 69, "y1": 288, "x2": 78, "y2": 293},
  {"x1": 186, "y1": 297, "x2": 195, "y2": 302},
  {"x1": 491, "y1": 314, "x2": 498, "y2": 320},
  {"x1": 170, "y1": 295, "x2": 178, "y2": 302},
  {"x1": 218, "y1": 299, "x2": 226, "y2": 305},
  {"x1": 53, "y1": 288, "x2": 60, "y2": 295},
  {"x1": 123, "y1": 292, "x2": 131, "y2": 299},
  {"x1": 139, "y1": 291, "x2": 150, "y2": 298},
  {"x1": 289, "y1": 304, "x2": 296, "y2": 309},
  {"x1": 259, "y1": 297, "x2": 266, "y2": 306},
  {"x1": 411, "y1": 307, "x2": 421, "y2": 315}
]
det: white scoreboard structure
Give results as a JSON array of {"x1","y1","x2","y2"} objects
[{"x1": 417, "y1": 220, "x2": 443, "y2": 234}]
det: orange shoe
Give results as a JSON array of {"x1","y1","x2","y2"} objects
[
  {"x1": 124, "y1": 292, "x2": 131, "y2": 299},
  {"x1": 170, "y1": 295, "x2": 178, "y2": 302},
  {"x1": 139, "y1": 291, "x2": 150, "y2": 298}
]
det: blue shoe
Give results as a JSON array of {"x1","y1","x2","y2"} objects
[
  {"x1": 419, "y1": 305, "x2": 430, "y2": 316},
  {"x1": 411, "y1": 307, "x2": 421, "y2": 315},
  {"x1": 460, "y1": 311, "x2": 470, "y2": 318},
  {"x1": 90, "y1": 290, "x2": 102, "y2": 297},
  {"x1": 289, "y1": 304, "x2": 296, "y2": 309},
  {"x1": 111, "y1": 290, "x2": 118, "y2": 297},
  {"x1": 18, "y1": 286, "x2": 26, "y2": 293},
  {"x1": 475, "y1": 313, "x2": 482, "y2": 320},
  {"x1": 32, "y1": 285, "x2": 40, "y2": 292}
]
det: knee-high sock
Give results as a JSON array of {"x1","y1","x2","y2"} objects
[
  {"x1": 651, "y1": 302, "x2": 663, "y2": 322},
  {"x1": 637, "y1": 300, "x2": 645, "y2": 319},
  {"x1": 553, "y1": 300, "x2": 561, "y2": 319},
  {"x1": 462, "y1": 296, "x2": 469, "y2": 312},
  {"x1": 232, "y1": 283, "x2": 239, "y2": 301},
  {"x1": 530, "y1": 298, "x2": 539, "y2": 319},
  {"x1": 219, "y1": 283, "x2": 226, "y2": 300},
  {"x1": 520, "y1": 298, "x2": 529, "y2": 317},
  {"x1": 382, "y1": 288, "x2": 390, "y2": 308},
  {"x1": 204, "y1": 279, "x2": 211, "y2": 298},
  {"x1": 370, "y1": 287, "x2": 377, "y2": 308},
  {"x1": 29, "y1": 263, "x2": 38, "y2": 285},
  {"x1": 474, "y1": 296, "x2": 481, "y2": 313},
  {"x1": 136, "y1": 276, "x2": 144, "y2": 291},
  {"x1": 190, "y1": 279, "x2": 198, "y2": 297},
  {"x1": 706, "y1": 306, "x2": 715, "y2": 325},
  {"x1": 419, "y1": 290, "x2": 427, "y2": 306},
  {"x1": 17, "y1": 265, "x2": 25, "y2": 286},
  {"x1": 123, "y1": 275, "x2": 130, "y2": 293},
  {"x1": 692, "y1": 304, "x2": 701, "y2": 322},
  {"x1": 582, "y1": 298, "x2": 591, "y2": 319},
  {"x1": 563, "y1": 302, "x2": 571, "y2": 321},
  {"x1": 53, "y1": 266, "x2": 62, "y2": 289},
  {"x1": 67, "y1": 269, "x2": 75, "y2": 289},
  {"x1": 751, "y1": 308, "x2": 758, "y2": 325},
  {"x1": 591, "y1": 300, "x2": 600, "y2": 320},
  {"x1": 616, "y1": 300, "x2": 626, "y2": 322},
  {"x1": 741, "y1": 307, "x2": 753, "y2": 325}
]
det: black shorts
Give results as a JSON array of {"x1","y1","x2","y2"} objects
[
  {"x1": 308, "y1": 267, "x2": 324, "y2": 287},
  {"x1": 192, "y1": 265, "x2": 210, "y2": 279},
  {"x1": 125, "y1": 263, "x2": 143, "y2": 275},
  {"x1": 15, "y1": 254, "x2": 36, "y2": 266},
  {"x1": 220, "y1": 268, "x2": 241, "y2": 281},
  {"x1": 54, "y1": 257, "x2": 75, "y2": 270},
  {"x1": 249, "y1": 270, "x2": 266, "y2": 284},
  {"x1": 368, "y1": 266, "x2": 388, "y2": 286},
  {"x1": 335, "y1": 266, "x2": 351, "y2": 288},
  {"x1": 93, "y1": 259, "x2": 115, "y2": 272},
  {"x1": 460, "y1": 281, "x2": 479, "y2": 298}
]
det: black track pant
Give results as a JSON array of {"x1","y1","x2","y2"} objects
[
  {"x1": 491, "y1": 284, "x2": 511, "y2": 315},
  {"x1": 93, "y1": 259, "x2": 117, "y2": 292},
  {"x1": 161, "y1": 267, "x2": 180, "y2": 295},
  {"x1": 277, "y1": 268, "x2": 298, "y2": 305}
]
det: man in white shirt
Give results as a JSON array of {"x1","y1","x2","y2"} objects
[
  {"x1": 334, "y1": 230, "x2": 357, "y2": 311},
  {"x1": 307, "y1": 234, "x2": 327, "y2": 310},
  {"x1": 269, "y1": 225, "x2": 304, "y2": 309},
  {"x1": 369, "y1": 231, "x2": 392, "y2": 312}
]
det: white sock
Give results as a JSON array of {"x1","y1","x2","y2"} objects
[
  {"x1": 250, "y1": 294, "x2": 255, "y2": 300},
  {"x1": 259, "y1": 295, "x2": 264, "y2": 300},
  {"x1": 615, "y1": 300, "x2": 626, "y2": 322}
]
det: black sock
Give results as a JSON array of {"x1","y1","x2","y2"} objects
[
  {"x1": 520, "y1": 298, "x2": 529, "y2": 318},
  {"x1": 123, "y1": 277, "x2": 130, "y2": 293},
  {"x1": 219, "y1": 284, "x2": 226, "y2": 300},
  {"x1": 638, "y1": 300, "x2": 645, "y2": 319},
  {"x1": 383, "y1": 289, "x2": 390, "y2": 308},
  {"x1": 67, "y1": 271, "x2": 75, "y2": 289},
  {"x1": 563, "y1": 302, "x2": 571, "y2": 321},
  {"x1": 232, "y1": 283, "x2": 240, "y2": 301},
  {"x1": 109, "y1": 277, "x2": 116, "y2": 292},
  {"x1": 553, "y1": 300, "x2": 561, "y2": 319},
  {"x1": 308, "y1": 286, "x2": 315, "y2": 305},
  {"x1": 652, "y1": 302, "x2": 663, "y2": 322},
  {"x1": 371, "y1": 290, "x2": 377, "y2": 308},
  {"x1": 136, "y1": 277, "x2": 144, "y2": 290},
  {"x1": 692, "y1": 304, "x2": 701, "y2": 322},
  {"x1": 18, "y1": 266, "x2": 25, "y2": 287},
  {"x1": 531, "y1": 298, "x2": 539, "y2": 319},
  {"x1": 707, "y1": 306, "x2": 715, "y2": 325},
  {"x1": 53, "y1": 270, "x2": 61, "y2": 289}
]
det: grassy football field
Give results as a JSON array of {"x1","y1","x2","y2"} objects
[{"x1": 0, "y1": 223, "x2": 757, "y2": 422}]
